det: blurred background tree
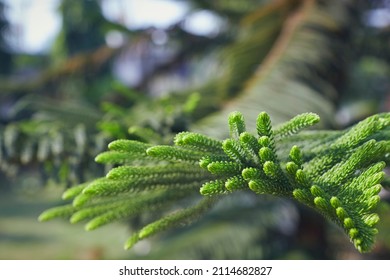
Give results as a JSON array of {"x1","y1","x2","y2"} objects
[
  {"x1": 0, "y1": 1, "x2": 12, "y2": 75},
  {"x1": 0, "y1": 0, "x2": 389, "y2": 259}
]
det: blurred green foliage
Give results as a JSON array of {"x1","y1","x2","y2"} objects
[{"x1": 0, "y1": 0, "x2": 389, "y2": 259}]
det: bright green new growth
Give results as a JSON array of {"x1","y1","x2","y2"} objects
[{"x1": 39, "y1": 111, "x2": 390, "y2": 253}]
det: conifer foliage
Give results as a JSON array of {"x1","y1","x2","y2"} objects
[{"x1": 39, "y1": 111, "x2": 390, "y2": 253}]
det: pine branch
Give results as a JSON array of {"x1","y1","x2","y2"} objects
[
  {"x1": 193, "y1": 0, "x2": 354, "y2": 138},
  {"x1": 40, "y1": 111, "x2": 390, "y2": 253}
]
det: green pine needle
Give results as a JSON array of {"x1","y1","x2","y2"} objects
[
  {"x1": 125, "y1": 197, "x2": 216, "y2": 250},
  {"x1": 275, "y1": 113, "x2": 320, "y2": 138},
  {"x1": 38, "y1": 204, "x2": 77, "y2": 222},
  {"x1": 228, "y1": 111, "x2": 247, "y2": 139}
]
